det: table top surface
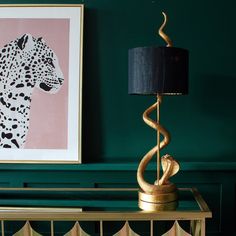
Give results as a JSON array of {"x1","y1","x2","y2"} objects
[{"x1": 0, "y1": 187, "x2": 212, "y2": 220}]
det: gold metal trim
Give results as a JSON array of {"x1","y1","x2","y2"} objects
[
  {"x1": 64, "y1": 222, "x2": 90, "y2": 236},
  {"x1": 162, "y1": 221, "x2": 191, "y2": 236},
  {"x1": 100, "y1": 221, "x2": 103, "y2": 236},
  {"x1": 0, "y1": 188, "x2": 212, "y2": 220},
  {"x1": 13, "y1": 221, "x2": 42, "y2": 236},
  {"x1": 78, "y1": 4, "x2": 84, "y2": 164},
  {"x1": 0, "y1": 211, "x2": 211, "y2": 221},
  {"x1": 1, "y1": 221, "x2": 4, "y2": 236},
  {"x1": 150, "y1": 220, "x2": 153, "y2": 236},
  {"x1": 51, "y1": 221, "x2": 54, "y2": 236},
  {"x1": 191, "y1": 188, "x2": 212, "y2": 213},
  {"x1": 113, "y1": 222, "x2": 139, "y2": 236},
  {"x1": 0, "y1": 4, "x2": 84, "y2": 8},
  {"x1": 0, "y1": 187, "x2": 139, "y2": 191}
]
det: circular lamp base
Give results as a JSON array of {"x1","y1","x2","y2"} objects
[{"x1": 138, "y1": 188, "x2": 178, "y2": 211}]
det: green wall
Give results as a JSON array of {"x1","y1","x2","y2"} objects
[
  {"x1": 0, "y1": 0, "x2": 233, "y2": 163},
  {"x1": 81, "y1": 0, "x2": 236, "y2": 163},
  {"x1": 0, "y1": 0, "x2": 236, "y2": 235}
]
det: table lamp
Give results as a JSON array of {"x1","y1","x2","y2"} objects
[{"x1": 128, "y1": 12, "x2": 188, "y2": 210}]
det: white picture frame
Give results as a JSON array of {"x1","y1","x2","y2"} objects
[{"x1": 0, "y1": 4, "x2": 84, "y2": 163}]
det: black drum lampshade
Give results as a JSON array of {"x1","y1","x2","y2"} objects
[{"x1": 128, "y1": 46, "x2": 189, "y2": 95}]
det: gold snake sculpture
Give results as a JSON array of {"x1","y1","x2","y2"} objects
[
  {"x1": 158, "y1": 12, "x2": 173, "y2": 47},
  {"x1": 137, "y1": 97, "x2": 179, "y2": 194},
  {"x1": 137, "y1": 13, "x2": 180, "y2": 194}
]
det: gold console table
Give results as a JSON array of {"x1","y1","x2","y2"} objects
[{"x1": 0, "y1": 188, "x2": 211, "y2": 236}]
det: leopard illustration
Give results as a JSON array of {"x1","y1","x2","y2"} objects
[{"x1": 0, "y1": 34, "x2": 64, "y2": 148}]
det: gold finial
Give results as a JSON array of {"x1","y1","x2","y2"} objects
[{"x1": 158, "y1": 12, "x2": 173, "y2": 47}]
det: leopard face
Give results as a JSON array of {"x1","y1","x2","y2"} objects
[{"x1": 0, "y1": 34, "x2": 64, "y2": 148}]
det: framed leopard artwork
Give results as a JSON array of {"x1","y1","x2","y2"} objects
[{"x1": 0, "y1": 5, "x2": 83, "y2": 163}]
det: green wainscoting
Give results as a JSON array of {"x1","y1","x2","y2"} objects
[
  {"x1": 0, "y1": 0, "x2": 236, "y2": 235},
  {"x1": 0, "y1": 163, "x2": 235, "y2": 235}
]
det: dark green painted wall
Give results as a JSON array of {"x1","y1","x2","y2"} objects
[
  {"x1": 81, "y1": 0, "x2": 236, "y2": 163},
  {"x1": 0, "y1": 0, "x2": 235, "y2": 235},
  {"x1": 80, "y1": 0, "x2": 236, "y2": 163},
  {"x1": 0, "y1": 0, "x2": 234, "y2": 162}
]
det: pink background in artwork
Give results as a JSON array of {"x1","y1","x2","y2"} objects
[{"x1": 0, "y1": 19, "x2": 69, "y2": 149}]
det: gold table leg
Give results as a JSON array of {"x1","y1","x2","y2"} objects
[
  {"x1": 100, "y1": 221, "x2": 103, "y2": 236},
  {"x1": 1, "y1": 221, "x2": 4, "y2": 236},
  {"x1": 190, "y1": 220, "x2": 205, "y2": 236},
  {"x1": 150, "y1": 220, "x2": 153, "y2": 236},
  {"x1": 51, "y1": 221, "x2": 54, "y2": 236}
]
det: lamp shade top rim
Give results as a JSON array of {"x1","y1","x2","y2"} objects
[{"x1": 129, "y1": 46, "x2": 188, "y2": 52}]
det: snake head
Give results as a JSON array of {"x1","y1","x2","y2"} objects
[{"x1": 155, "y1": 154, "x2": 180, "y2": 185}]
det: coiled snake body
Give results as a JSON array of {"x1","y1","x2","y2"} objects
[{"x1": 137, "y1": 97, "x2": 180, "y2": 194}]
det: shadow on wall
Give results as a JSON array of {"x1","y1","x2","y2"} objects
[{"x1": 82, "y1": 9, "x2": 103, "y2": 163}]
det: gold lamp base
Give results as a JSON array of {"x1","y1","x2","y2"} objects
[
  {"x1": 136, "y1": 93, "x2": 181, "y2": 211},
  {"x1": 138, "y1": 184, "x2": 178, "y2": 211}
]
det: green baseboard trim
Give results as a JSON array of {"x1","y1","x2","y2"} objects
[{"x1": 0, "y1": 161, "x2": 235, "y2": 171}]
